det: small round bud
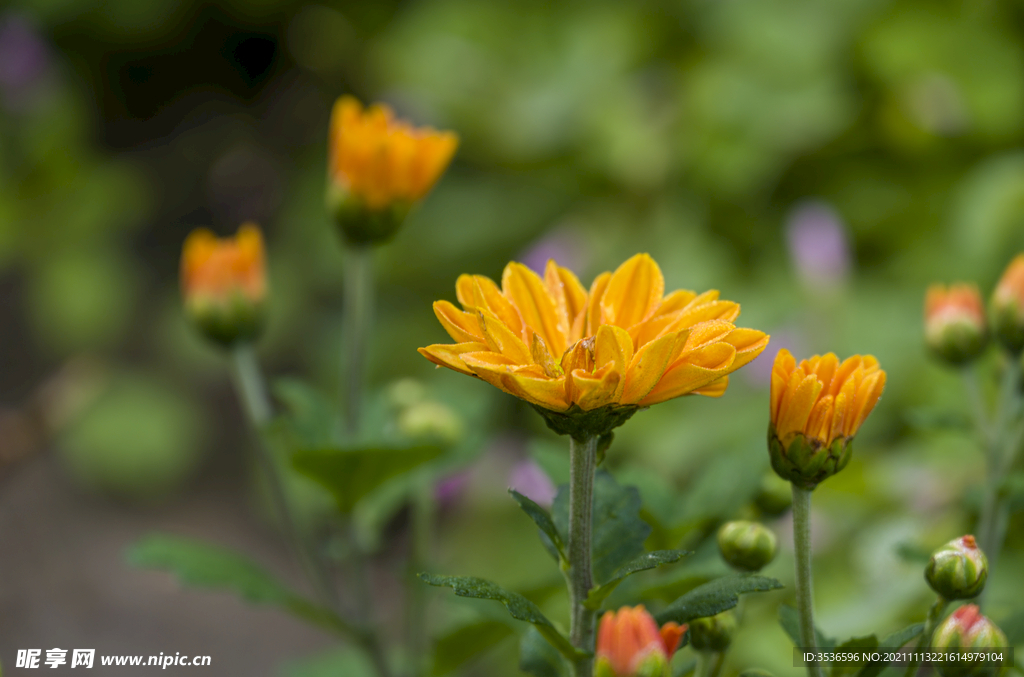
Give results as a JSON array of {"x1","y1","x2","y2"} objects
[
  {"x1": 717, "y1": 521, "x2": 777, "y2": 572},
  {"x1": 925, "y1": 535, "x2": 988, "y2": 600},
  {"x1": 924, "y1": 284, "x2": 989, "y2": 365},
  {"x1": 754, "y1": 473, "x2": 792, "y2": 516},
  {"x1": 991, "y1": 254, "x2": 1024, "y2": 354},
  {"x1": 387, "y1": 378, "x2": 427, "y2": 409},
  {"x1": 931, "y1": 605, "x2": 1007, "y2": 677},
  {"x1": 688, "y1": 610, "x2": 736, "y2": 652},
  {"x1": 398, "y1": 401, "x2": 464, "y2": 446}
]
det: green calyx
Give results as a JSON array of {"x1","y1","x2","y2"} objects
[
  {"x1": 186, "y1": 292, "x2": 265, "y2": 348},
  {"x1": 688, "y1": 611, "x2": 736, "y2": 652},
  {"x1": 717, "y1": 520, "x2": 777, "y2": 572},
  {"x1": 931, "y1": 613, "x2": 1007, "y2": 677},
  {"x1": 926, "y1": 315, "x2": 988, "y2": 365},
  {"x1": 531, "y1": 403, "x2": 639, "y2": 443},
  {"x1": 991, "y1": 297, "x2": 1024, "y2": 355},
  {"x1": 926, "y1": 537, "x2": 988, "y2": 600},
  {"x1": 595, "y1": 651, "x2": 670, "y2": 677},
  {"x1": 327, "y1": 181, "x2": 412, "y2": 245},
  {"x1": 767, "y1": 424, "x2": 852, "y2": 491}
]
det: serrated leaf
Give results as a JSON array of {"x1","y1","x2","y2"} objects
[
  {"x1": 128, "y1": 534, "x2": 346, "y2": 635},
  {"x1": 830, "y1": 636, "x2": 879, "y2": 677},
  {"x1": 510, "y1": 489, "x2": 565, "y2": 562},
  {"x1": 520, "y1": 626, "x2": 570, "y2": 677},
  {"x1": 779, "y1": 605, "x2": 836, "y2": 651},
  {"x1": 432, "y1": 620, "x2": 514, "y2": 676},
  {"x1": 585, "y1": 549, "x2": 692, "y2": 610},
  {"x1": 656, "y1": 575, "x2": 783, "y2": 625},
  {"x1": 855, "y1": 624, "x2": 925, "y2": 677},
  {"x1": 420, "y1": 574, "x2": 582, "y2": 662},
  {"x1": 292, "y1": 444, "x2": 445, "y2": 513},
  {"x1": 551, "y1": 471, "x2": 651, "y2": 586}
]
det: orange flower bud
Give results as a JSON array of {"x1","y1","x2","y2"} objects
[
  {"x1": 327, "y1": 96, "x2": 458, "y2": 244},
  {"x1": 991, "y1": 254, "x2": 1024, "y2": 353},
  {"x1": 595, "y1": 606, "x2": 685, "y2": 677},
  {"x1": 768, "y1": 349, "x2": 885, "y2": 489},
  {"x1": 924, "y1": 284, "x2": 988, "y2": 365},
  {"x1": 180, "y1": 224, "x2": 267, "y2": 346}
]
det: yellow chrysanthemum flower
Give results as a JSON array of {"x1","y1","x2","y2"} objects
[
  {"x1": 327, "y1": 96, "x2": 458, "y2": 244},
  {"x1": 768, "y1": 349, "x2": 885, "y2": 489},
  {"x1": 181, "y1": 223, "x2": 267, "y2": 346},
  {"x1": 419, "y1": 254, "x2": 769, "y2": 437}
]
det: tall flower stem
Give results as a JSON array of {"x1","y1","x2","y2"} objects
[
  {"x1": 792, "y1": 484, "x2": 823, "y2": 677},
  {"x1": 343, "y1": 243, "x2": 374, "y2": 437},
  {"x1": 406, "y1": 480, "x2": 435, "y2": 675},
  {"x1": 697, "y1": 651, "x2": 726, "y2": 677},
  {"x1": 566, "y1": 434, "x2": 598, "y2": 677},
  {"x1": 229, "y1": 344, "x2": 339, "y2": 612}
]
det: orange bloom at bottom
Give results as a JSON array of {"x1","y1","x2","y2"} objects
[{"x1": 596, "y1": 606, "x2": 685, "y2": 677}]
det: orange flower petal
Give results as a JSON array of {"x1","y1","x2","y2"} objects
[
  {"x1": 417, "y1": 342, "x2": 488, "y2": 375},
  {"x1": 433, "y1": 300, "x2": 483, "y2": 343},
  {"x1": 601, "y1": 254, "x2": 665, "y2": 329},
  {"x1": 502, "y1": 262, "x2": 566, "y2": 355}
]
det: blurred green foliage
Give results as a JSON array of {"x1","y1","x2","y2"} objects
[{"x1": 5, "y1": 0, "x2": 1024, "y2": 674}]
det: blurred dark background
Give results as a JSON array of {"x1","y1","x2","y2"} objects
[{"x1": 2, "y1": 0, "x2": 1024, "y2": 674}]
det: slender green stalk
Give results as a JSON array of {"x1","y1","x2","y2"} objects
[
  {"x1": 343, "y1": 243, "x2": 374, "y2": 437},
  {"x1": 904, "y1": 597, "x2": 947, "y2": 677},
  {"x1": 231, "y1": 345, "x2": 337, "y2": 609},
  {"x1": 406, "y1": 480, "x2": 435, "y2": 676},
  {"x1": 566, "y1": 435, "x2": 598, "y2": 677},
  {"x1": 345, "y1": 523, "x2": 394, "y2": 677},
  {"x1": 792, "y1": 484, "x2": 823, "y2": 677},
  {"x1": 697, "y1": 651, "x2": 726, "y2": 677}
]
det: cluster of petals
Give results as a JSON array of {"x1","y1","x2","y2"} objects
[
  {"x1": 328, "y1": 96, "x2": 458, "y2": 210},
  {"x1": 596, "y1": 605, "x2": 685, "y2": 676},
  {"x1": 419, "y1": 254, "x2": 769, "y2": 412},
  {"x1": 994, "y1": 254, "x2": 1024, "y2": 308},
  {"x1": 925, "y1": 283, "x2": 986, "y2": 329},
  {"x1": 770, "y1": 349, "x2": 885, "y2": 447},
  {"x1": 181, "y1": 223, "x2": 266, "y2": 304}
]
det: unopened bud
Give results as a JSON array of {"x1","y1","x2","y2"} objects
[
  {"x1": 398, "y1": 401, "x2": 463, "y2": 446},
  {"x1": 718, "y1": 521, "x2": 777, "y2": 572},
  {"x1": 925, "y1": 535, "x2": 988, "y2": 600},
  {"x1": 924, "y1": 284, "x2": 988, "y2": 365},
  {"x1": 688, "y1": 610, "x2": 736, "y2": 652},
  {"x1": 931, "y1": 605, "x2": 1007, "y2": 677},
  {"x1": 754, "y1": 473, "x2": 792, "y2": 516},
  {"x1": 991, "y1": 254, "x2": 1024, "y2": 354}
]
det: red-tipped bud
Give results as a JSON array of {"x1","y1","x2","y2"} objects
[
  {"x1": 925, "y1": 535, "x2": 988, "y2": 600},
  {"x1": 992, "y1": 255, "x2": 1024, "y2": 353},
  {"x1": 924, "y1": 284, "x2": 988, "y2": 365},
  {"x1": 595, "y1": 606, "x2": 685, "y2": 677},
  {"x1": 931, "y1": 605, "x2": 1008, "y2": 677}
]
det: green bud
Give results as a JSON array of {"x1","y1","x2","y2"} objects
[
  {"x1": 926, "y1": 535, "x2": 988, "y2": 600},
  {"x1": 718, "y1": 520, "x2": 777, "y2": 572},
  {"x1": 754, "y1": 473, "x2": 793, "y2": 516},
  {"x1": 594, "y1": 652, "x2": 670, "y2": 677},
  {"x1": 689, "y1": 611, "x2": 736, "y2": 652},
  {"x1": 186, "y1": 291, "x2": 265, "y2": 348},
  {"x1": 931, "y1": 605, "x2": 1007, "y2": 677},
  {"x1": 768, "y1": 425, "x2": 852, "y2": 490},
  {"x1": 327, "y1": 182, "x2": 411, "y2": 245},
  {"x1": 991, "y1": 255, "x2": 1024, "y2": 354},
  {"x1": 398, "y1": 401, "x2": 464, "y2": 445}
]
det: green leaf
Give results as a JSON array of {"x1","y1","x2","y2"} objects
[
  {"x1": 128, "y1": 534, "x2": 346, "y2": 635},
  {"x1": 520, "y1": 627, "x2": 570, "y2": 677},
  {"x1": 510, "y1": 489, "x2": 566, "y2": 562},
  {"x1": 271, "y1": 379, "x2": 338, "y2": 447},
  {"x1": 420, "y1": 574, "x2": 582, "y2": 662},
  {"x1": 855, "y1": 624, "x2": 924, "y2": 677},
  {"x1": 431, "y1": 620, "x2": 515, "y2": 676},
  {"x1": 656, "y1": 574, "x2": 783, "y2": 625},
  {"x1": 585, "y1": 549, "x2": 692, "y2": 610},
  {"x1": 551, "y1": 471, "x2": 651, "y2": 586},
  {"x1": 292, "y1": 444, "x2": 445, "y2": 513},
  {"x1": 673, "y1": 659, "x2": 698, "y2": 677},
  {"x1": 830, "y1": 636, "x2": 879, "y2": 677},
  {"x1": 779, "y1": 605, "x2": 836, "y2": 651}
]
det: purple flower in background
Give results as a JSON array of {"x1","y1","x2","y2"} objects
[
  {"x1": 509, "y1": 458, "x2": 556, "y2": 507},
  {"x1": 519, "y1": 223, "x2": 589, "y2": 275},
  {"x1": 0, "y1": 14, "x2": 51, "y2": 110},
  {"x1": 434, "y1": 471, "x2": 471, "y2": 508},
  {"x1": 785, "y1": 200, "x2": 851, "y2": 291}
]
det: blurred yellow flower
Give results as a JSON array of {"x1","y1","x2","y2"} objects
[
  {"x1": 327, "y1": 96, "x2": 458, "y2": 243},
  {"x1": 419, "y1": 254, "x2": 768, "y2": 434},
  {"x1": 768, "y1": 349, "x2": 885, "y2": 488},
  {"x1": 180, "y1": 223, "x2": 266, "y2": 345}
]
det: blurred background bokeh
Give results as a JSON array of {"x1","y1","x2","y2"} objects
[{"x1": 2, "y1": 0, "x2": 1024, "y2": 674}]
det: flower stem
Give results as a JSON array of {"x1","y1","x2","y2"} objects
[
  {"x1": 406, "y1": 479, "x2": 435, "y2": 676},
  {"x1": 229, "y1": 345, "x2": 341, "y2": 613},
  {"x1": 697, "y1": 651, "x2": 726, "y2": 677},
  {"x1": 903, "y1": 596, "x2": 947, "y2": 677},
  {"x1": 792, "y1": 484, "x2": 823, "y2": 677},
  {"x1": 343, "y1": 243, "x2": 374, "y2": 437},
  {"x1": 567, "y1": 434, "x2": 598, "y2": 677}
]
